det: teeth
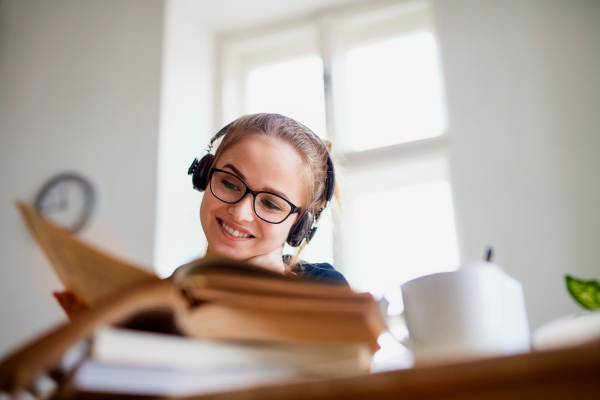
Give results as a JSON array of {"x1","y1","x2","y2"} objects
[{"x1": 221, "y1": 221, "x2": 250, "y2": 238}]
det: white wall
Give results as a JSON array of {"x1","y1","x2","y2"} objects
[
  {"x1": 434, "y1": 0, "x2": 600, "y2": 329},
  {"x1": 0, "y1": 0, "x2": 164, "y2": 356},
  {"x1": 154, "y1": 0, "x2": 214, "y2": 278}
]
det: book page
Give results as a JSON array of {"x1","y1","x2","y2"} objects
[{"x1": 17, "y1": 201, "x2": 159, "y2": 306}]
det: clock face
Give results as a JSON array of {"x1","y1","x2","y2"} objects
[{"x1": 35, "y1": 173, "x2": 95, "y2": 233}]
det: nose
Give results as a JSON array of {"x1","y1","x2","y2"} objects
[{"x1": 227, "y1": 193, "x2": 255, "y2": 222}]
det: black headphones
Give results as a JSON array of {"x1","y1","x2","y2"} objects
[{"x1": 188, "y1": 121, "x2": 335, "y2": 247}]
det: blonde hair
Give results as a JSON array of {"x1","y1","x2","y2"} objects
[{"x1": 208, "y1": 113, "x2": 339, "y2": 270}]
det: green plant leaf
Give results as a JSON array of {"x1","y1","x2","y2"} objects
[{"x1": 565, "y1": 275, "x2": 600, "y2": 310}]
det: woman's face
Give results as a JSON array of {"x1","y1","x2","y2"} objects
[{"x1": 200, "y1": 135, "x2": 305, "y2": 263}]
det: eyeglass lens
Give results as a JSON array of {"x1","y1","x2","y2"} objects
[{"x1": 211, "y1": 170, "x2": 292, "y2": 223}]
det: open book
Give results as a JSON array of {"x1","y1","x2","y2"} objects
[{"x1": 0, "y1": 202, "x2": 386, "y2": 396}]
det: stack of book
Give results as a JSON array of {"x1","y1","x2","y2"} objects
[
  {"x1": 73, "y1": 325, "x2": 372, "y2": 396},
  {"x1": 0, "y1": 203, "x2": 385, "y2": 398}
]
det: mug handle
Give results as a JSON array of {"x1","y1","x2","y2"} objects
[{"x1": 378, "y1": 295, "x2": 414, "y2": 349}]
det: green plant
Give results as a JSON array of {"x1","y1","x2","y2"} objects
[{"x1": 565, "y1": 275, "x2": 600, "y2": 311}]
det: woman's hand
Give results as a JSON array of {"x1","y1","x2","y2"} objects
[
  {"x1": 245, "y1": 243, "x2": 286, "y2": 274},
  {"x1": 53, "y1": 291, "x2": 88, "y2": 319}
]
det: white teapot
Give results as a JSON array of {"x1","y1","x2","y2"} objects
[{"x1": 399, "y1": 261, "x2": 530, "y2": 365}]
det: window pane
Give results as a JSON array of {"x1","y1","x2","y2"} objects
[
  {"x1": 352, "y1": 181, "x2": 459, "y2": 304},
  {"x1": 246, "y1": 56, "x2": 327, "y2": 138},
  {"x1": 345, "y1": 32, "x2": 445, "y2": 151}
]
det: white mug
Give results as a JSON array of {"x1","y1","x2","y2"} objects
[{"x1": 400, "y1": 261, "x2": 530, "y2": 365}]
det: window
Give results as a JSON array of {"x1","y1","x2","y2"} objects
[
  {"x1": 246, "y1": 56, "x2": 327, "y2": 138},
  {"x1": 343, "y1": 158, "x2": 459, "y2": 299},
  {"x1": 217, "y1": 0, "x2": 459, "y2": 313},
  {"x1": 344, "y1": 32, "x2": 445, "y2": 151}
]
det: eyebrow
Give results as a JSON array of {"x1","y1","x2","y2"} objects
[{"x1": 221, "y1": 163, "x2": 292, "y2": 201}]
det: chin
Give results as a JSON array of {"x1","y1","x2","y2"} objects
[{"x1": 207, "y1": 239, "x2": 251, "y2": 261}]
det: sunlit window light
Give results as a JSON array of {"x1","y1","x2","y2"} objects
[
  {"x1": 246, "y1": 55, "x2": 327, "y2": 138},
  {"x1": 345, "y1": 32, "x2": 445, "y2": 151},
  {"x1": 352, "y1": 180, "x2": 459, "y2": 309}
]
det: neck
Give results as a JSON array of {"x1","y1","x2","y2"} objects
[{"x1": 204, "y1": 246, "x2": 216, "y2": 259}]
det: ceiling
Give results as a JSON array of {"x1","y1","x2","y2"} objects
[{"x1": 187, "y1": 0, "x2": 367, "y2": 33}]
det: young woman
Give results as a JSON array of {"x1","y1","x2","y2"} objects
[
  {"x1": 190, "y1": 113, "x2": 346, "y2": 284},
  {"x1": 55, "y1": 113, "x2": 346, "y2": 317}
]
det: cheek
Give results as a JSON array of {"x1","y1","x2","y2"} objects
[
  {"x1": 258, "y1": 219, "x2": 295, "y2": 247},
  {"x1": 199, "y1": 193, "x2": 216, "y2": 230}
]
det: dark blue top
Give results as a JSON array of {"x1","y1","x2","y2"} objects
[
  {"x1": 283, "y1": 256, "x2": 348, "y2": 285},
  {"x1": 298, "y1": 262, "x2": 348, "y2": 285}
]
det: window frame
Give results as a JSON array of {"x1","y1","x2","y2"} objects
[{"x1": 214, "y1": 0, "x2": 459, "y2": 282}]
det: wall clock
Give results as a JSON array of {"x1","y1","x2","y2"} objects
[{"x1": 34, "y1": 173, "x2": 95, "y2": 233}]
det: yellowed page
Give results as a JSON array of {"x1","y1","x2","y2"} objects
[{"x1": 17, "y1": 201, "x2": 159, "y2": 306}]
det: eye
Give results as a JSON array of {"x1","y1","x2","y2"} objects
[
  {"x1": 260, "y1": 198, "x2": 283, "y2": 212},
  {"x1": 221, "y1": 179, "x2": 240, "y2": 191}
]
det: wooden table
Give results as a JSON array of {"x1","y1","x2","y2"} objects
[{"x1": 66, "y1": 343, "x2": 600, "y2": 400}]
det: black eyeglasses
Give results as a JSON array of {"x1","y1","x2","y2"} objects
[{"x1": 209, "y1": 168, "x2": 300, "y2": 224}]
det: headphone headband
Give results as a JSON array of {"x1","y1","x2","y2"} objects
[{"x1": 205, "y1": 122, "x2": 233, "y2": 153}]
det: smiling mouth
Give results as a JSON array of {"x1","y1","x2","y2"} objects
[{"x1": 218, "y1": 219, "x2": 254, "y2": 238}]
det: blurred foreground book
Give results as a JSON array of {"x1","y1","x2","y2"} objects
[
  {"x1": 72, "y1": 326, "x2": 371, "y2": 396},
  {"x1": 0, "y1": 203, "x2": 384, "y2": 398}
]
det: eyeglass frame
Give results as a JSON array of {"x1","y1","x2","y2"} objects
[{"x1": 208, "y1": 168, "x2": 301, "y2": 224}]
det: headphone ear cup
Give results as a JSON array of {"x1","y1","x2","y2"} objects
[
  {"x1": 324, "y1": 155, "x2": 335, "y2": 203},
  {"x1": 191, "y1": 154, "x2": 214, "y2": 192},
  {"x1": 306, "y1": 227, "x2": 317, "y2": 243},
  {"x1": 286, "y1": 210, "x2": 313, "y2": 247}
]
